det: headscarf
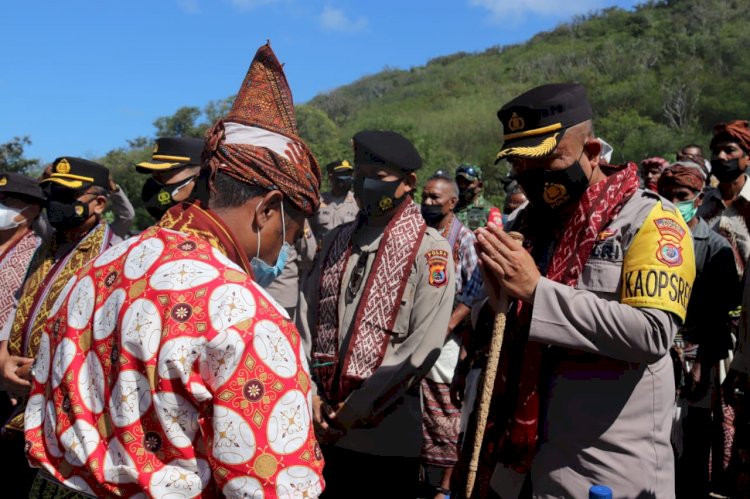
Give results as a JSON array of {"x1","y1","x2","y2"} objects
[
  {"x1": 203, "y1": 43, "x2": 321, "y2": 216},
  {"x1": 639, "y1": 156, "x2": 670, "y2": 173},
  {"x1": 658, "y1": 161, "x2": 706, "y2": 192},
  {"x1": 711, "y1": 120, "x2": 750, "y2": 154}
]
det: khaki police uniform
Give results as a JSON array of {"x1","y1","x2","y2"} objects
[
  {"x1": 500, "y1": 190, "x2": 695, "y2": 499},
  {"x1": 265, "y1": 219, "x2": 317, "y2": 317},
  {"x1": 310, "y1": 191, "x2": 359, "y2": 243},
  {"x1": 298, "y1": 212, "x2": 455, "y2": 457}
]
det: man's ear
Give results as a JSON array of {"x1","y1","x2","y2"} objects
[
  {"x1": 253, "y1": 190, "x2": 283, "y2": 231},
  {"x1": 403, "y1": 172, "x2": 418, "y2": 193},
  {"x1": 695, "y1": 191, "x2": 705, "y2": 208},
  {"x1": 91, "y1": 195, "x2": 108, "y2": 216},
  {"x1": 448, "y1": 195, "x2": 458, "y2": 211},
  {"x1": 584, "y1": 137, "x2": 602, "y2": 167}
]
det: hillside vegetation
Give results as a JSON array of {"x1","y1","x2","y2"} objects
[{"x1": 7, "y1": 0, "x2": 742, "y2": 230}]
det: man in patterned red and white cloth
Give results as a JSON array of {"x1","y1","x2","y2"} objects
[{"x1": 23, "y1": 43, "x2": 326, "y2": 498}]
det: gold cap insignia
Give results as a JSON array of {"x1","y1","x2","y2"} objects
[
  {"x1": 543, "y1": 183, "x2": 568, "y2": 206},
  {"x1": 508, "y1": 112, "x2": 525, "y2": 132},
  {"x1": 56, "y1": 158, "x2": 71, "y2": 174},
  {"x1": 153, "y1": 143, "x2": 159, "y2": 154},
  {"x1": 0, "y1": 177, "x2": 7, "y2": 187}
]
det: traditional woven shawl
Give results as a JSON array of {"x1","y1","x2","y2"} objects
[
  {"x1": 5, "y1": 222, "x2": 113, "y2": 432},
  {"x1": 455, "y1": 163, "x2": 640, "y2": 497},
  {"x1": 0, "y1": 230, "x2": 40, "y2": 327},
  {"x1": 312, "y1": 201, "x2": 427, "y2": 403}
]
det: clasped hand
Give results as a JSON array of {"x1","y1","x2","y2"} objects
[{"x1": 475, "y1": 223, "x2": 540, "y2": 308}]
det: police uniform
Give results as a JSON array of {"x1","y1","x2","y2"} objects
[
  {"x1": 310, "y1": 191, "x2": 359, "y2": 241},
  {"x1": 310, "y1": 160, "x2": 360, "y2": 242},
  {"x1": 482, "y1": 84, "x2": 696, "y2": 499},
  {"x1": 265, "y1": 219, "x2": 317, "y2": 317},
  {"x1": 297, "y1": 131, "x2": 455, "y2": 499}
]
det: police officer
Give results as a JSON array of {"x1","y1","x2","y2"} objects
[
  {"x1": 454, "y1": 164, "x2": 496, "y2": 231},
  {"x1": 461, "y1": 83, "x2": 696, "y2": 499},
  {"x1": 299, "y1": 131, "x2": 455, "y2": 499},
  {"x1": 310, "y1": 159, "x2": 359, "y2": 243},
  {"x1": 136, "y1": 137, "x2": 204, "y2": 219}
]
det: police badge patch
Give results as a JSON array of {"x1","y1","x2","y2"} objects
[{"x1": 425, "y1": 249, "x2": 449, "y2": 288}]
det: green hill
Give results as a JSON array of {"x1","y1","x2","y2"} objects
[{"x1": 98, "y1": 0, "x2": 750, "y2": 229}]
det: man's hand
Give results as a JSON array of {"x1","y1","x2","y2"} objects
[
  {"x1": 476, "y1": 223, "x2": 540, "y2": 303},
  {"x1": 0, "y1": 354, "x2": 34, "y2": 403},
  {"x1": 450, "y1": 371, "x2": 467, "y2": 407},
  {"x1": 108, "y1": 174, "x2": 119, "y2": 193},
  {"x1": 312, "y1": 395, "x2": 345, "y2": 444}
]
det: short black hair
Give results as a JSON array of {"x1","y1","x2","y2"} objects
[{"x1": 209, "y1": 171, "x2": 293, "y2": 219}]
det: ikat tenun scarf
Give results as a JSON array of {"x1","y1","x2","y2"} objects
[
  {"x1": 455, "y1": 162, "x2": 640, "y2": 497},
  {"x1": 312, "y1": 200, "x2": 426, "y2": 403},
  {"x1": 4, "y1": 222, "x2": 113, "y2": 433},
  {"x1": 0, "y1": 230, "x2": 40, "y2": 327}
]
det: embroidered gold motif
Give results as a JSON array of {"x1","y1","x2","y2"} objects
[
  {"x1": 56, "y1": 158, "x2": 71, "y2": 174},
  {"x1": 496, "y1": 133, "x2": 559, "y2": 160}
]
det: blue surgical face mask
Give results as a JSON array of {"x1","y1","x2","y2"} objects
[
  {"x1": 676, "y1": 198, "x2": 698, "y2": 223},
  {"x1": 250, "y1": 200, "x2": 291, "y2": 288}
]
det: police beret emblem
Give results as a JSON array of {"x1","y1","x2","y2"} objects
[
  {"x1": 508, "y1": 112, "x2": 525, "y2": 132},
  {"x1": 0, "y1": 176, "x2": 7, "y2": 186},
  {"x1": 57, "y1": 158, "x2": 71, "y2": 174}
]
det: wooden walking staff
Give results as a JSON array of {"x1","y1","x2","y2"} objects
[{"x1": 464, "y1": 224, "x2": 525, "y2": 498}]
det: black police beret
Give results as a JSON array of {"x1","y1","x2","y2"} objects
[
  {"x1": 0, "y1": 172, "x2": 45, "y2": 202},
  {"x1": 353, "y1": 130, "x2": 422, "y2": 172},
  {"x1": 496, "y1": 83, "x2": 592, "y2": 162},
  {"x1": 136, "y1": 137, "x2": 204, "y2": 173},
  {"x1": 40, "y1": 157, "x2": 110, "y2": 191}
]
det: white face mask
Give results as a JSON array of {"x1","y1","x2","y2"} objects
[{"x1": 0, "y1": 202, "x2": 26, "y2": 230}]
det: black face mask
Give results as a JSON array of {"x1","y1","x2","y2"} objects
[
  {"x1": 421, "y1": 204, "x2": 446, "y2": 226},
  {"x1": 710, "y1": 158, "x2": 744, "y2": 183},
  {"x1": 333, "y1": 176, "x2": 353, "y2": 193},
  {"x1": 142, "y1": 176, "x2": 196, "y2": 219},
  {"x1": 353, "y1": 176, "x2": 405, "y2": 217},
  {"x1": 46, "y1": 199, "x2": 90, "y2": 231},
  {"x1": 515, "y1": 159, "x2": 589, "y2": 214}
]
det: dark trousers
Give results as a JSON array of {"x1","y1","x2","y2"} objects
[
  {"x1": 321, "y1": 445, "x2": 420, "y2": 499},
  {"x1": 0, "y1": 429, "x2": 38, "y2": 498},
  {"x1": 676, "y1": 406, "x2": 711, "y2": 498}
]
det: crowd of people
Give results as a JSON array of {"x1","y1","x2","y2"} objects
[{"x1": 0, "y1": 44, "x2": 748, "y2": 499}]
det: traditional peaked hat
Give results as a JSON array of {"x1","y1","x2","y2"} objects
[{"x1": 203, "y1": 42, "x2": 321, "y2": 216}]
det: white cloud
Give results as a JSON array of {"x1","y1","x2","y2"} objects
[
  {"x1": 318, "y1": 5, "x2": 368, "y2": 33},
  {"x1": 177, "y1": 0, "x2": 200, "y2": 13},
  {"x1": 470, "y1": 0, "x2": 603, "y2": 23},
  {"x1": 229, "y1": 0, "x2": 279, "y2": 10}
]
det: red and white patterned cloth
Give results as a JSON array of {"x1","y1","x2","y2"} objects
[{"x1": 24, "y1": 225, "x2": 324, "y2": 498}]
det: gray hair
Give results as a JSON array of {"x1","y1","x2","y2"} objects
[{"x1": 426, "y1": 174, "x2": 459, "y2": 198}]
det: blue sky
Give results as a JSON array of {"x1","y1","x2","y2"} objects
[{"x1": 1, "y1": 0, "x2": 641, "y2": 164}]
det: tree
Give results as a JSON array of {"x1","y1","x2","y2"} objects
[
  {"x1": 153, "y1": 107, "x2": 204, "y2": 138},
  {"x1": 0, "y1": 136, "x2": 40, "y2": 174}
]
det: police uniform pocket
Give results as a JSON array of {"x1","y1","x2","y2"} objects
[
  {"x1": 390, "y1": 280, "x2": 416, "y2": 342},
  {"x1": 577, "y1": 258, "x2": 622, "y2": 294}
]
